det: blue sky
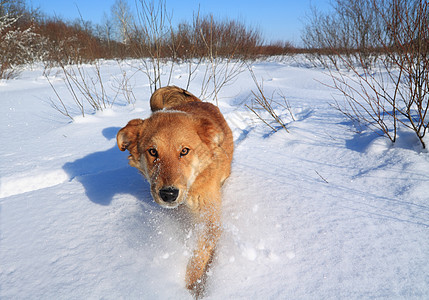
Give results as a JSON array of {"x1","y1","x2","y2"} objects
[{"x1": 30, "y1": 0, "x2": 332, "y2": 45}]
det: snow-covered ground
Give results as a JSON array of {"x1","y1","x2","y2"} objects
[{"x1": 1, "y1": 58, "x2": 428, "y2": 299}]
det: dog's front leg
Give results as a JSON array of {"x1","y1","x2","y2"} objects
[{"x1": 186, "y1": 205, "x2": 221, "y2": 294}]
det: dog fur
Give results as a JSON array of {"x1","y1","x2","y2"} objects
[{"x1": 117, "y1": 86, "x2": 233, "y2": 295}]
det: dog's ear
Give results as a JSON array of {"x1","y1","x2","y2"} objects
[
  {"x1": 117, "y1": 119, "x2": 145, "y2": 153},
  {"x1": 196, "y1": 117, "x2": 224, "y2": 148}
]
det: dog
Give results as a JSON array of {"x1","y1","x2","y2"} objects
[{"x1": 117, "y1": 86, "x2": 234, "y2": 295}]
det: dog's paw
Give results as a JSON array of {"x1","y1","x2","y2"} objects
[
  {"x1": 187, "y1": 277, "x2": 206, "y2": 299},
  {"x1": 186, "y1": 251, "x2": 215, "y2": 298},
  {"x1": 186, "y1": 264, "x2": 205, "y2": 291}
]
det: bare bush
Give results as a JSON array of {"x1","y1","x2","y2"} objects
[
  {"x1": 47, "y1": 61, "x2": 137, "y2": 120},
  {"x1": 129, "y1": 0, "x2": 173, "y2": 93},
  {"x1": 45, "y1": 0, "x2": 266, "y2": 120},
  {"x1": 194, "y1": 15, "x2": 248, "y2": 102},
  {"x1": 302, "y1": 0, "x2": 385, "y2": 68},
  {"x1": 383, "y1": 0, "x2": 429, "y2": 148},
  {"x1": 121, "y1": 1, "x2": 262, "y2": 101},
  {"x1": 304, "y1": 0, "x2": 429, "y2": 149},
  {"x1": 111, "y1": 62, "x2": 137, "y2": 107},
  {"x1": 246, "y1": 66, "x2": 294, "y2": 133}
]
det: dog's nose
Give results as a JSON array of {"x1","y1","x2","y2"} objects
[{"x1": 159, "y1": 187, "x2": 179, "y2": 203}]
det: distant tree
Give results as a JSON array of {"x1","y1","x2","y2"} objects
[
  {"x1": 98, "y1": 13, "x2": 114, "y2": 44},
  {"x1": 111, "y1": 0, "x2": 133, "y2": 44}
]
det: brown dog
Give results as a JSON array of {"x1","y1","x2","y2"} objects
[{"x1": 117, "y1": 86, "x2": 233, "y2": 295}]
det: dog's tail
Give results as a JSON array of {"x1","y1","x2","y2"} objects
[{"x1": 150, "y1": 86, "x2": 201, "y2": 112}]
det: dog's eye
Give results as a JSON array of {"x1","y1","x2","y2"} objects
[
  {"x1": 180, "y1": 147, "x2": 190, "y2": 157},
  {"x1": 148, "y1": 148, "x2": 158, "y2": 158}
]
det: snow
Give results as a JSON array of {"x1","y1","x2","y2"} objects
[{"x1": 1, "y1": 58, "x2": 428, "y2": 299}]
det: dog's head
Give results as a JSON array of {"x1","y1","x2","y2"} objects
[{"x1": 117, "y1": 111, "x2": 224, "y2": 208}]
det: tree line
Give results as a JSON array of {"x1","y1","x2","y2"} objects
[{"x1": 0, "y1": 0, "x2": 297, "y2": 78}]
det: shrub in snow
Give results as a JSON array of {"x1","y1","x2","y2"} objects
[{"x1": 0, "y1": 14, "x2": 49, "y2": 79}]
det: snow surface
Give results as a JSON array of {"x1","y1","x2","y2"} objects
[{"x1": 1, "y1": 58, "x2": 428, "y2": 299}]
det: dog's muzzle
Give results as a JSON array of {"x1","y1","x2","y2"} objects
[{"x1": 159, "y1": 186, "x2": 179, "y2": 203}]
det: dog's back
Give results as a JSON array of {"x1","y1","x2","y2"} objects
[{"x1": 150, "y1": 86, "x2": 201, "y2": 112}]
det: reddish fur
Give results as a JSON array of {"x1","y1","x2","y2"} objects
[
  {"x1": 117, "y1": 86, "x2": 233, "y2": 296},
  {"x1": 149, "y1": 85, "x2": 201, "y2": 112}
]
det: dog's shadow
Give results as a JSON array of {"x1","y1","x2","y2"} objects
[{"x1": 62, "y1": 127, "x2": 152, "y2": 206}]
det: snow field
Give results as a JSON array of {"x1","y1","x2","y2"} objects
[{"x1": 1, "y1": 59, "x2": 428, "y2": 299}]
